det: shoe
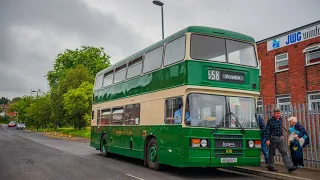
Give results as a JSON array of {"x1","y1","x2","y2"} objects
[
  {"x1": 268, "y1": 166, "x2": 278, "y2": 172},
  {"x1": 288, "y1": 166, "x2": 297, "y2": 173}
]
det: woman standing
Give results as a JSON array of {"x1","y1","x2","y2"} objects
[{"x1": 287, "y1": 117, "x2": 309, "y2": 168}]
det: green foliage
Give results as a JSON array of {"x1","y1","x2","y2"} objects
[
  {"x1": 0, "y1": 97, "x2": 10, "y2": 104},
  {"x1": 8, "y1": 96, "x2": 33, "y2": 123},
  {"x1": 59, "y1": 65, "x2": 94, "y2": 94},
  {"x1": 11, "y1": 97, "x2": 22, "y2": 102},
  {"x1": 8, "y1": 45, "x2": 111, "y2": 133},
  {"x1": 46, "y1": 46, "x2": 110, "y2": 89},
  {"x1": 26, "y1": 93, "x2": 52, "y2": 129},
  {"x1": 0, "y1": 106, "x2": 3, "y2": 113},
  {"x1": 63, "y1": 82, "x2": 93, "y2": 129}
]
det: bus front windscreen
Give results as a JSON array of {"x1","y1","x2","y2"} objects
[
  {"x1": 185, "y1": 93, "x2": 258, "y2": 128},
  {"x1": 190, "y1": 34, "x2": 258, "y2": 67}
]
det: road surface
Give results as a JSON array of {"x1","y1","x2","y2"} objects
[{"x1": 0, "y1": 125, "x2": 267, "y2": 180}]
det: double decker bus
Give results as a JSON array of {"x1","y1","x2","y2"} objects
[{"x1": 90, "y1": 26, "x2": 261, "y2": 170}]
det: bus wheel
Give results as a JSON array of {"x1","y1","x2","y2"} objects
[
  {"x1": 101, "y1": 134, "x2": 108, "y2": 157},
  {"x1": 146, "y1": 138, "x2": 161, "y2": 170}
]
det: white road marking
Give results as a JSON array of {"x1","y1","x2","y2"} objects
[{"x1": 126, "y1": 174, "x2": 145, "y2": 180}]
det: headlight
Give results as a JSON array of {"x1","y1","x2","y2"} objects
[
  {"x1": 191, "y1": 138, "x2": 209, "y2": 148},
  {"x1": 200, "y1": 139, "x2": 207, "y2": 147},
  {"x1": 248, "y1": 140, "x2": 254, "y2": 148}
]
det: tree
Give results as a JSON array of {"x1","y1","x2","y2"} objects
[
  {"x1": 59, "y1": 65, "x2": 94, "y2": 94},
  {"x1": 63, "y1": 81, "x2": 93, "y2": 130},
  {"x1": 51, "y1": 65, "x2": 95, "y2": 128},
  {"x1": 8, "y1": 96, "x2": 33, "y2": 124},
  {"x1": 0, "y1": 106, "x2": 3, "y2": 113},
  {"x1": 46, "y1": 46, "x2": 111, "y2": 89},
  {"x1": 11, "y1": 97, "x2": 22, "y2": 103},
  {"x1": 0, "y1": 97, "x2": 10, "y2": 104},
  {"x1": 26, "y1": 93, "x2": 52, "y2": 130}
]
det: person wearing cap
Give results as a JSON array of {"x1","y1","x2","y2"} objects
[
  {"x1": 174, "y1": 100, "x2": 192, "y2": 124},
  {"x1": 265, "y1": 108, "x2": 297, "y2": 173},
  {"x1": 288, "y1": 116, "x2": 309, "y2": 168}
]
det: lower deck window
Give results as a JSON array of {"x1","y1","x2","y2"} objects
[{"x1": 124, "y1": 104, "x2": 140, "y2": 125}]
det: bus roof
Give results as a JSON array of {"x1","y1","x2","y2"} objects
[{"x1": 96, "y1": 26, "x2": 255, "y2": 77}]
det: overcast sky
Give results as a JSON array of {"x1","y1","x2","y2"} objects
[{"x1": 0, "y1": 0, "x2": 319, "y2": 99}]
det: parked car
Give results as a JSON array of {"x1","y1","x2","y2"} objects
[
  {"x1": 17, "y1": 123, "x2": 26, "y2": 130},
  {"x1": 8, "y1": 121, "x2": 16, "y2": 127}
]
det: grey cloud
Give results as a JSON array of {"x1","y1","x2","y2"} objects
[{"x1": 0, "y1": 0, "x2": 153, "y2": 99}]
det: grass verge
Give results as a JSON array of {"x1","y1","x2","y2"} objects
[{"x1": 29, "y1": 127, "x2": 90, "y2": 139}]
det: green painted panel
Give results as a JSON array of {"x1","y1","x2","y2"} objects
[
  {"x1": 112, "y1": 82, "x2": 126, "y2": 100},
  {"x1": 93, "y1": 61, "x2": 259, "y2": 104},
  {"x1": 162, "y1": 63, "x2": 186, "y2": 88},
  {"x1": 91, "y1": 125, "x2": 261, "y2": 168},
  {"x1": 126, "y1": 77, "x2": 142, "y2": 97},
  {"x1": 141, "y1": 70, "x2": 163, "y2": 93},
  {"x1": 186, "y1": 60, "x2": 260, "y2": 92}
]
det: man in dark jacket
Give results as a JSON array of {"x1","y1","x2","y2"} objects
[
  {"x1": 257, "y1": 115, "x2": 268, "y2": 166},
  {"x1": 265, "y1": 108, "x2": 297, "y2": 173}
]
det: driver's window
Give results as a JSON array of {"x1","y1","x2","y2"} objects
[{"x1": 164, "y1": 97, "x2": 182, "y2": 124}]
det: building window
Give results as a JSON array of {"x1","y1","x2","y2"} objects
[
  {"x1": 258, "y1": 60, "x2": 261, "y2": 76},
  {"x1": 257, "y1": 97, "x2": 263, "y2": 116},
  {"x1": 164, "y1": 97, "x2": 182, "y2": 124},
  {"x1": 276, "y1": 96, "x2": 291, "y2": 114},
  {"x1": 308, "y1": 93, "x2": 320, "y2": 111},
  {"x1": 275, "y1": 53, "x2": 288, "y2": 72},
  {"x1": 304, "y1": 44, "x2": 320, "y2": 65},
  {"x1": 124, "y1": 104, "x2": 140, "y2": 125}
]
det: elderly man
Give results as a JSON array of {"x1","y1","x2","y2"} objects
[
  {"x1": 265, "y1": 108, "x2": 297, "y2": 173},
  {"x1": 288, "y1": 117, "x2": 309, "y2": 168}
]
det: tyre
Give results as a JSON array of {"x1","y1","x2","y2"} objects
[
  {"x1": 146, "y1": 138, "x2": 161, "y2": 170},
  {"x1": 100, "y1": 134, "x2": 108, "y2": 157}
]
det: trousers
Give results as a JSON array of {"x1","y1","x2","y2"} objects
[{"x1": 268, "y1": 136, "x2": 294, "y2": 169}]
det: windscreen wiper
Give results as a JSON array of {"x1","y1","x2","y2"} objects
[{"x1": 211, "y1": 103, "x2": 246, "y2": 135}]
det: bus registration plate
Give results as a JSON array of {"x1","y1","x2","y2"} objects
[{"x1": 221, "y1": 158, "x2": 237, "y2": 163}]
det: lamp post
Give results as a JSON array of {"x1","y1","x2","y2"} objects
[{"x1": 152, "y1": 0, "x2": 164, "y2": 39}]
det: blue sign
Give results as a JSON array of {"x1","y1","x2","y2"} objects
[
  {"x1": 285, "y1": 31, "x2": 302, "y2": 45},
  {"x1": 267, "y1": 23, "x2": 320, "y2": 51},
  {"x1": 272, "y1": 39, "x2": 280, "y2": 49}
]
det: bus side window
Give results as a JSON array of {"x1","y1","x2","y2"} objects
[
  {"x1": 164, "y1": 97, "x2": 182, "y2": 124},
  {"x1": 124, "y1": 104, "x2": 140, "y2": 125},
  {"x1": 97, "y1": 109, "x2": 101, "y2": 126},
  {"x1": 101, "y1": 109, "x2": 111, "y2": 125},
  {"x1": 111, "y1": 107, "x2": 124, "y2": 125}
]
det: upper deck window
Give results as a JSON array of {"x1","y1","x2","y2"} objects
[
  {"x1": 94, "y1": 74, "x2": 103, "y2": 90},
  {"x1": 226, "y1": 39, "x2": 257, "y2": 67},
  {"x1": 164, "y1": 36, "x2": 186, "y2": 66},
  {"x1": 143, "y1": 46, "x2": 163, "y2": 73},
  {"x1": 114, "y1": 65, "x2": 127, "y2": 83},
  {"x1": 103, "y1": 72, "x2": 113, "y2": 87},
  {"x1": 190, "y1": 34, "x2": 257, "y2": 67}
]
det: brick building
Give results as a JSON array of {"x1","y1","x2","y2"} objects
[{"x1": 257, "y1": 20, "x2": 320, "y2": 112}]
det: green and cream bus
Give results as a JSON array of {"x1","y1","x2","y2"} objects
[{"x1": 90, "y1": 26, "x2": 261, "y2": 170}]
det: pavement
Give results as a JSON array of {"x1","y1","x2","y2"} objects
[
  {"x1": 226, "y1": 160, "x2": 320, "y2": 180},
  {"x1": 0, "y1": 125, "x2": 268, "y2": 180}
]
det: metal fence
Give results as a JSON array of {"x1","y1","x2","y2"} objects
[{"x1": 257, "y1": 103, "x2": 320, "y2": 168}]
